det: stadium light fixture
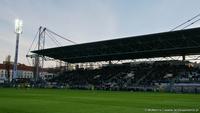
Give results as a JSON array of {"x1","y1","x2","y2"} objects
[
  {"x1": 15, "y1": 19, "x2": 23, "y2": 34},
  {"x1": 13, "y1": 18, "x2": 23, "y2": 81}
]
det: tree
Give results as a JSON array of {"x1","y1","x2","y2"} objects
[{"x1": 5, "y1": 55, "x2": 11, "y2": 81}]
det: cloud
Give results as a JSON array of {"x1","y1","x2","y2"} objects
[
  {"x1": 0, "y1": 0, "x2": 118, "y2": 66},
  {"x1": 1, "y1": 0, "x2": 200, "y2": 66}
]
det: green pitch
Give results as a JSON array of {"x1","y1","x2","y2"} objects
[{"x1": 0, "y1": 88, "x2": 199, "y2": 113}]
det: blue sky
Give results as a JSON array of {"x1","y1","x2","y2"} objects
[{"x1": 0, "y1": 0, "x2": 200, "y2": 66}]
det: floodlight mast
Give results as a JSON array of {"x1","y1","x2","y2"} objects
[{"x1": 13, "y1": 19, "x2": 23, "y2": 81}]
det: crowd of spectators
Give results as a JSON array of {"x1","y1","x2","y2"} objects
[{"x1": 51, "y1": 60, "x2": 200, "y2": 91}]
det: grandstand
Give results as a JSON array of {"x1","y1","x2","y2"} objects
[
  {"x1": 33, "y1": 27, "x2": 200, "y2": 62},
  {"x1": 32, "y1": 27, "x2": 200, "y2": 93}
]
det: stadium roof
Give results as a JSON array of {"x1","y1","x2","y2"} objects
[{"x1": 32, "y1": 27, "x2": 200, "y2": 63}]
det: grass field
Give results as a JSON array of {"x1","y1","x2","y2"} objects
[{"x1": 0, "y1": 88, "x2": 199, "y2": 113}]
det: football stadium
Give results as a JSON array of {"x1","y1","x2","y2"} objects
[
  {"x1": 1, "y1": 27, "x2": 200, "y2": 113},
  {"x1": 0, "y1": 1, "x2": 200, "y2": 113},
  {"x1": 31, "y1": 27, "x2": 200, "y2": 93}
]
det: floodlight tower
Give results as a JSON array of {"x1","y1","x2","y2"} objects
[{"x1": 13, "y1": 19, "x2": 23, "y2": 81}]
